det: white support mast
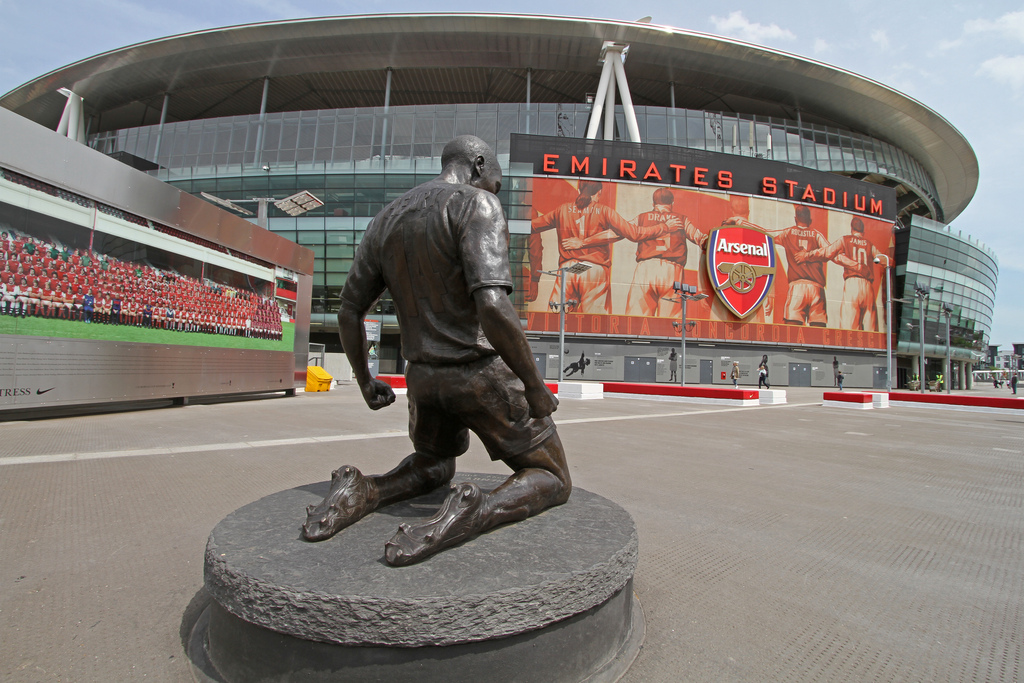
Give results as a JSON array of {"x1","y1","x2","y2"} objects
[
  {"x1": 585, "y1": 42, "x2": 641, "y2": 143},
  {"x1": 56, "y1": 88, "x2": 86, "y2": 144}
]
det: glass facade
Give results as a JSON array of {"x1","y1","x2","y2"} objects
[
  {"x1": 894, "y1": 215, "x2": 997, "y2": 364},
  {"x1": 90, "y1": 103, "x2": 942, "y2": 219},
  {"x1": 153, "y1": 170, "x2": 533, "y2": 322},
  {"x1": 87, "y1": 102, "x2": 950, "y2": 347}
]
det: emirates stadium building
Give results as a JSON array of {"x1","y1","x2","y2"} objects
[{"x1": 0, "y1": 13, "x2": 995, "y2": 390}]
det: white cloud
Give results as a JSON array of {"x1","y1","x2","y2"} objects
[
  {"x1": 708, "y1": 11, "x2": 795, "y2": 45},
  {"x1": 812, "y1": 38, "x2": 829, "y2": 54},
  {"x1": 965, "y1": 10, "x2": 1024, "y2": 42},
  {"x1": 870, "y1": 29, "x2": 889, "y2": 51},
  {"x1": 977, "y1": 54, "x2": 1024, "y2": 90}
]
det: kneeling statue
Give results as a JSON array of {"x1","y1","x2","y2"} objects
[{"x1": 302, "y1": 135, "x2": 570, "y2": 566}]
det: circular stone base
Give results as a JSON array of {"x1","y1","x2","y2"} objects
[{"x1": 200, "y1": 473, "x2": 641, "y2": 682}]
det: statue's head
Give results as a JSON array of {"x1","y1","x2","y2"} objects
[{"x1": 441, "y1": 135, "x2": 502, "y2": 194}]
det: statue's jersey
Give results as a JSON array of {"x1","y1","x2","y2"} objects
[{"x1": 342, "y1": 180, "x2": 512, "y2": 364}]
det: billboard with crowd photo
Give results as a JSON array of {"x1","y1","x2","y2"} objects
[
  {"x1": 0, "y1": 178, "x2": 292, "y2": 352},
  {"x1": 516, "y1": 135, "x2": 897, "y2": 350}
]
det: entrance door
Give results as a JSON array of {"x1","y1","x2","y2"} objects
[
  {"x1": 873, "y1": 366, "x2": 888, "y2": 389},
  {"x1": 624, "y1": 357, "x2": 657, "y2": 383},
  {"x1": 533, "y1": 354, "x2": 548, "y2": 380},
  {"x1": 789, "y1": 362, "x2": 811, "y2": 387},
  {"x1": 700, "y1": 359, "x2": 714, "y2": 384}
]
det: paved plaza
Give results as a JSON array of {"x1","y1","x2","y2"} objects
[{"x1": 1, "y1": 383, "x2": 1022, "y2": 682}]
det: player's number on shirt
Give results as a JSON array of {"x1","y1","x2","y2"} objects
[
  {"x1": 575, "y1": 215, "x2": 587, "y2": 238},
  {"x1": 853, "y1": 246, "x2": 869, "y2": 266}
]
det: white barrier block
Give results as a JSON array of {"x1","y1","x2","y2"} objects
[
  {"x1": 758, "y1": 389, "x2": 787, "y2": 405},
  {"x1": 558, "y1": 382, "x2": 604, "y2": 400},
  {"x1": 871, "y1": 393, "x2": 889, "y2": 409},
  {"x1": 823, "y1": 399, "x2": 873, "y2": 410}
]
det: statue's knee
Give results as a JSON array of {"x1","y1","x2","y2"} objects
[
  {"x1": 555, "y1": 473, "x2": 572, "y2": 503},
  {"x1": 425, "y1": 457, "x2": 455, "y2": 487}
]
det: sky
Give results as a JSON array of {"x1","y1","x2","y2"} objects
[{"x1": 1, "y1": 0, "x2": 1023, "y2": 349}]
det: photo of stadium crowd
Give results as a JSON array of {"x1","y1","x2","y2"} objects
[{"x1": 0, "y1": 230, "x2": 284, "y2": 340}]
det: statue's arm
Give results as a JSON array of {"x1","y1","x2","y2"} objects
[
  {"x1": 460, "y1": 191, "x2": 557, "y2": 419},
  {"x1": 338, "y1": 240, "x2": 395, "y2": 411},
  {"x1": 338, "y1": 300, "x2": 394, "y2": 410},
  {"x1": 474, "y1": 286, "x2": 557, "y2": 419}
]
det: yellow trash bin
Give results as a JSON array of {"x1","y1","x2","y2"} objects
[{"x1": 306, "y1": 366, "x2": 334, "y2": 392}]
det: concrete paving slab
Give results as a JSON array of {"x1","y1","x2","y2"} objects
[{"x1": 1, "y1": 384, "x2": 1022, "y2": 682}]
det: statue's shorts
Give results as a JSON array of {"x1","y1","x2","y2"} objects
[{"x1": 406, "y1": 355, "x2": 556, "y2": 462}]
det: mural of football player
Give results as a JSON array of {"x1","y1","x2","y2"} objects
[
  {"x1": 803, "y1": 216, "x2": 881, "y2": 331},
  {"x1": 774, "y1": 205, "x2": 830, "y2": 326},
  {"x1": 531, "y1": 180, "x2": 668, "y2": 314},
  {"x1": 625, "y1": 187, "x2": 707, "y2": 317}
]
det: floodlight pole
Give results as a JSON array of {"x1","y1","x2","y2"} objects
[
  {"x1": 256, "y1": 198, "x2": 270, "y2": 229},
  {"x1": 540, "y1": 263, "x2": 592, "y2": 381},
  {"x1": 680, "y1": 294, "x2": 688, "y2": 386},
  {"x1": 665, "y1": 282, "x2": 707, "y2": 386},
  {"x1": 557, "y1": 272, "x2": 568, "y2": 380},
  {"x1": 874, "y1": 254, "x2": 892, "y2": 392}
]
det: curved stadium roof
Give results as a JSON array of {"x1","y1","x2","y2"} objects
[{"x1": 0, "y1": 13, "x2": 977, "y2": 221}]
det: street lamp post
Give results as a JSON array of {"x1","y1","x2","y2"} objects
[
  {"x1": 914, "y1": 284, "x2": 930, "y2": 394},
  {"x1": 540, "y1": 263, "x2": 592, "y2": 381},
  {"x1": 663, "y1": 282, "x2": 708, "y2": 386},
  {"x1": 873, "y1": 254, "x2": 892, "y2": 392}
]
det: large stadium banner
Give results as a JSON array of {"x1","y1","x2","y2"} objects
[
  {"x1": 512, "y1": 135, "x2": 897, "y2": 349},
  {"x1": 0, "y1": 177, "x2": 294, "y2": 352}
]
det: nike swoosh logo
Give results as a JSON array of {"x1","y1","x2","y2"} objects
[{"x1": 36, "y1": 387, "x2": 56, "y2": 395}]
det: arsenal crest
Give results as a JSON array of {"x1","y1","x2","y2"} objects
[{"x1": 706, "y1": 225, "x2": 777, "y2": 319}]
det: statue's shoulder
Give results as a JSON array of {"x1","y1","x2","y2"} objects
[{"x1": 450, "y1": 183, "x2": 503, "y2": 214}]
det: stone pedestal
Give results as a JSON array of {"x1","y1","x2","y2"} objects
[{"x1": 193, "y1": 474, "x2": 642, "y2": 682}]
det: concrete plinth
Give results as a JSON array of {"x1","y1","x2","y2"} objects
[
  {"x1": 559, "y1": 381, "x2": 605, "y2": 400},
  {"x1": 758, "y1": 389, "x2": 787, "y2": 405},
  {"x1": 196, "y1": 473, "x2": 642, "y2": 682}
]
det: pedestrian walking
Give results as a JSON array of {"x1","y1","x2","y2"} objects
[{"x1": 758, "y1": 354, "x2": 770, "y2": 389}]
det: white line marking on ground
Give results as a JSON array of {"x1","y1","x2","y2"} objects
[
  {"x1": 0, "y1": 430, "x2": 407, "y2": 467},
  {"x1": 557, "y1": 402, "x2": 818, "y2": 425},
  {"x1": 1, "y1": 403, "x2": 822, "y2": 466},
  {"x1": 845, "y1": 431, "x2": 871, "y2": 436},
  {"x1": 993, "y1": 447, "x2": 1022, "y2": 454}
]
